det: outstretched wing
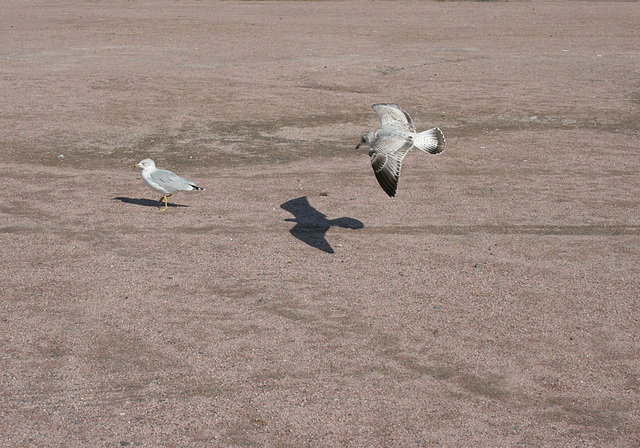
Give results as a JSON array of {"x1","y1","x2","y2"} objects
[
  {"x1": 372, "y1": 103, "x2": 415, "y2": 132},
  {"x1": 369, "y1": 136, "x2": 413, "y2": 197}
]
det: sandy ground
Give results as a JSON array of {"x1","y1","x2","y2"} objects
[{"x1": 1, "y1": 1, "x2": 639, "y2": 446}]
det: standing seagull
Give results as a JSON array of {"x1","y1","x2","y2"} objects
[
  {"x1": 356, "y1": 103, "x2": 445, "y2": 197},
  {"x1": 135, "y1": 158, "x2": 204, "y2": 210}
]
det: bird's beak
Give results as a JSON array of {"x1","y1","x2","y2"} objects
[
  {"x1": 355, "y1": 143, "x2": 361, "y2": 149},
  {"x1": 134, "y1": 164, "x2": 139, "y2": 168}
]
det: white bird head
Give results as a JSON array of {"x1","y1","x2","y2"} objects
[{"x1": 135, "y1": 158, "x2": 156, "y2": 170}]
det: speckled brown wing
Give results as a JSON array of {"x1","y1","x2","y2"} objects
[
  {"x1": 371, "y1": 103, "x2": 416, "y2": 133},
  {"x1": 369, "y1": 136, "x2": 413, "y2": 197}
]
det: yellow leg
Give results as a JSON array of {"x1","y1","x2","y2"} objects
[{"x1": 159, "y1": 194, "x2": 172, "y2": 210}]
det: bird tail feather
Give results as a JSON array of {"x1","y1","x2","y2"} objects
[{"x1": 413, "y1": 127, "x2": 446, "y2": 154}]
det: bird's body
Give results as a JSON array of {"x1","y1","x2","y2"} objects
[
  {"x1": 357, "y1": 103, "x2": 445, "y2": 197},
  {"x1": 135, "y1": 158, "x2": 204, "y2": 210}
]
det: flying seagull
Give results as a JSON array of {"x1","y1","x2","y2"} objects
[
  {"x1": 134, "y1": 158, "x2": 204, "y2": 210},
  {"x1": 356, "y1": 103, "x2": 445, "y2": 197}
]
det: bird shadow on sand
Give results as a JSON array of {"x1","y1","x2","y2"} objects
[
  {"x1": 281, "y1": 196, "x2": 364, "y2": 254},
  {"x1": 113, "y1": 197, "x2": 188, "y2": 208}
]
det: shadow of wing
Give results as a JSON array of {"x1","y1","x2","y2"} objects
[
  {"x1": 281, "y1": 196, "x2": 334, "y2": 253},
  {"x1": 280, "y1": 196, "x2": 328, "y2": 226},
  {"x1": 281, "y1": 196, "x2": 364, "y2": 254},
  {"x1": 289, "y1": 223, "x2": 334, "y2": 254}
]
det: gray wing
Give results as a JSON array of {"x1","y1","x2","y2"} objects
[
  {"x1": 369, "y1": 136, "x2": 414, "y2": 197},
  {"x1": 372, "y1": 103, "x2": 415, "y2": 132},
  {"x1": 149, "y1": 169, "x2": 196, "y2": 192}
]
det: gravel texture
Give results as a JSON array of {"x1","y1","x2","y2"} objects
[{"x1": 1, "y1": 1, "x2": 639, "y2": 446}]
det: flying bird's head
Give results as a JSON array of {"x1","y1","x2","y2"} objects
[{"x1": 356, "y1": 131, "x2": 376, "y2": 149}]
